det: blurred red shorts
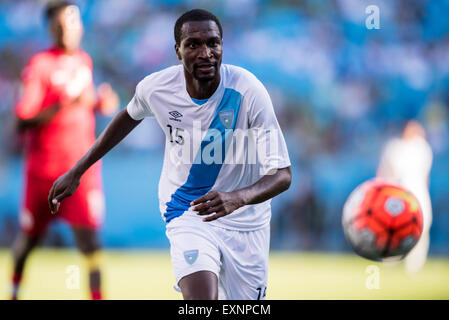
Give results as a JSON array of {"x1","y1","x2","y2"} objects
[{"x1": 19, "y1": 170, "x2": 104, "y2": 237}]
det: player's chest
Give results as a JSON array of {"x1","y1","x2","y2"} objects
[
  {"x1": 48, "y1": 57, "x2": 92, "y2": 91},
  {"x1": 152, "y1": 90, "x2": 246, "y2": 131},
  {"x1": 155, "y1": 104, "x2": 216, "y2": 146}
]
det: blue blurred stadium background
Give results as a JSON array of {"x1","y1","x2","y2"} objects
[{"x1": 0, "y1": 0, "x2": 448, "y2": 254}]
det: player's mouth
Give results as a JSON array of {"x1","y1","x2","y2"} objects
[{"x1": 195, "y1": 63, "x2": 215, "y2": 73}]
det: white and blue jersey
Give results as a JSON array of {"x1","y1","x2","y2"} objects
[{"x1": 126, "y1": 64, "x2": 290, "y2": 231}]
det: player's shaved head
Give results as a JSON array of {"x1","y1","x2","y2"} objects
[
  {"x1": 44, "y1": 0, "x2": 74, "y2": 23},
  {"x1": 45, "y1": 1, "x2": 83, "y2": 52},
  {"x1": 174, "y1": 9, "x2": 223, "y2": 45},
  {"x1": 403, "y1": 120, "x2": 426, "y2": 140}
]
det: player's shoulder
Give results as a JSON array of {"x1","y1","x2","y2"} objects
[
  {"x1": 139, "y1": 65, "x2": 182, "y2": 86},
  {"x1": 383, "y1": 137, "x2": 402, "y2": 154},
  {"x1": 26, "y1": 50, "x2": 54, "y2": 69},
  {"x1": 136, "y1": 64, "x2": 183, "y2": 94},
  {"x1": 222, "y1": 64, "x2": 267, "y2": 96},
  {"x1": 77, "y1": 49, "x2": 93, "y2": 65},
  {"x1": 22, "y1": 49, "x2": 57, "y2": 78}
]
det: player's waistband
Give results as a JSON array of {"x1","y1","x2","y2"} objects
[{"x1": 164, "y1": 206, "x2": 271, "y2": 232}]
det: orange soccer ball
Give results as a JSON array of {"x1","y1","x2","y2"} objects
[{"x1": 342, "y1": 178, "x2": 423, "y2": 261}]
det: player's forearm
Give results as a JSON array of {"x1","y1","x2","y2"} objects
[
  {"x1": 16, "y1": 105, "x2": 60, "y2": 131},
  {"x1": 191, "y1": 166, "x2": 291, "y2": 222},
  {"x1": 72, "y1": 109, "x2": 141, "y2": 177},
  {"x1": 237, "y1": 166, "x2": 292, "y2": 206}
]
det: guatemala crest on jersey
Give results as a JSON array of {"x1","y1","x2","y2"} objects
[
  {"x1": 184, "y1": 249, "x2": 199, "y2": 265},
  {"x1": 219, "y1": 109, "x2": 234, "y2": 129}
]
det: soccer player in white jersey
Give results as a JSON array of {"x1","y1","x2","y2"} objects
[
  {"x1": 48, "y1": 9, "x2": 292, "y2": 300},
  {"x1": 377, "y1": 120, "x2": 433, "y2": 274}
]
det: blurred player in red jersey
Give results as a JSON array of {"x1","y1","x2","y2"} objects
[{"x1": 11, "y1": 1, "x2": 119, "y2": 300}]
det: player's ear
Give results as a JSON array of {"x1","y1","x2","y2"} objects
[{"x1": 175, "y1": 43, "x2": 182, "y2": 61}]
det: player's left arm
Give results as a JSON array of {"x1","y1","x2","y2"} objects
[
  {"x1": 84, "y1": 55, "x2": 119, "y2": 116},
  {"x1": 79, "y1": 82, "x2": 119, "y2": 116},
  {"x1": 94, "y1": 82, "x2": 120, "y2": 116},
  {"x1": 192, "y1": 167, "x2": 291, "y2": 222},
  {"x1": 193, "y1": 76, "x2": 292, "y2": 222}
]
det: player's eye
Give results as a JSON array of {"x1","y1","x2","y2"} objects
[
  {"x1": 208, "y1": 40, "x2": 219, "y2": 47},
  {"x1": 188, "y1": 43, "x2": 198, "y2": 49}
]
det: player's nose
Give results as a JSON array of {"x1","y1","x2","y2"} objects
[{"x1": 197, "y1": 44, "x2": 212, "y2": 59}]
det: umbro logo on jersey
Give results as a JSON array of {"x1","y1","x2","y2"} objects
[
  {"x1": 183, "y1": 249, "x2": 199, "y2": 265},
  {"x1": 169, "y1": 111, "x2": 183, "y2": 122}
]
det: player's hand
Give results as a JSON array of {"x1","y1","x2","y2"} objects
[
  {"x1": 77, "y1": 85, "x2": 97, "y2": 106},
  {"x1": 191, "y1": 190, "x2": 246, "y2": 222},
  {"x1": 48, "y1": 170, "x2": 81, "y2": 214},
  {"x1": 60, "y1": 85, "x2": 96, "y2": 109},
  {"x1": 97, "y1": 83, "x2": 119, "y2": 116}
]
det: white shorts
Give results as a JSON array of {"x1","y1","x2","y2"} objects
[{"x1": 166, "y1": 214, "x2": 270, "y2": 300}]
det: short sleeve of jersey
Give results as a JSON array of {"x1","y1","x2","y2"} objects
[
  {"x1": 126, "y1": 79, "x2": 154, "y2": 120},
  {"x1": 247, "y1": 80, "x2": 291, "y2": 175}
]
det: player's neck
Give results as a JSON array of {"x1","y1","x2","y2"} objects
[
  {"x1": 185, "y1": 71, "x2": 221, "y2": 100},
  {"x1": 53, "y1": 43, "x2": 79, "y2": 55}
]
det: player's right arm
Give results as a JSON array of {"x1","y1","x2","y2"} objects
[
  {"x1": 15, "y1": 56, "x2": 60, "y2": 131},
  {"x1": 48, "y1": 79, "x2": 153, "y2": 213},
  {"x1": 16, "y1": 105, "x2": 62, "y2": 131},
  {"x1": 48, "y1": 108, "x2": 142, "y2": 213}
]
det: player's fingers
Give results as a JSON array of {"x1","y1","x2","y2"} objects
[
  {"x1": 50, "y1": 189, "x2": 71, "y2": 213},
  {"x1": 51, "y1": 199, "x2": 60, "y2": 214},
  {"x1": 98, "y1": 82, "x2": 112, "y2": 94},
  {"x1": 192, "y1": 199, "x2": 220, "y2": 212},
  {"x1": 191, "y1": 191, "x2": 217, "y2": 206},
  {"x1": 196, "y1": 204, "x2": 223, "y2": 216},
  {"x1": 191, "y1": 194, "x2": 210, "y2": 206},
  {"x1": 202, "y1": 210, "x2": 225, "y2": 222},
  {"x1": 48, "y1": 184, "x2": 57, "y2": 211},
  {"x1": 50, "y1": 196, "x2": 59, "y2": 214},
  {"x1": 54, "y1": 189, "x2": 72, "y2": 203}
]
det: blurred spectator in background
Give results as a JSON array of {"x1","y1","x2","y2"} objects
[
  {"x1": 377, "y1": 120, "x2": 433, "y2": 274},
  {"x1": 10, "y1": 1, "x2": 119, "y2": 300}
]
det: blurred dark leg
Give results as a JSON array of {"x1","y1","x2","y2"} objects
[
  {"x1": 11, "y1": 232, "x2": 43, "y2": 299},
  {"x1": 72, "y1": 227, "x2": 102, "y2": 300}
]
